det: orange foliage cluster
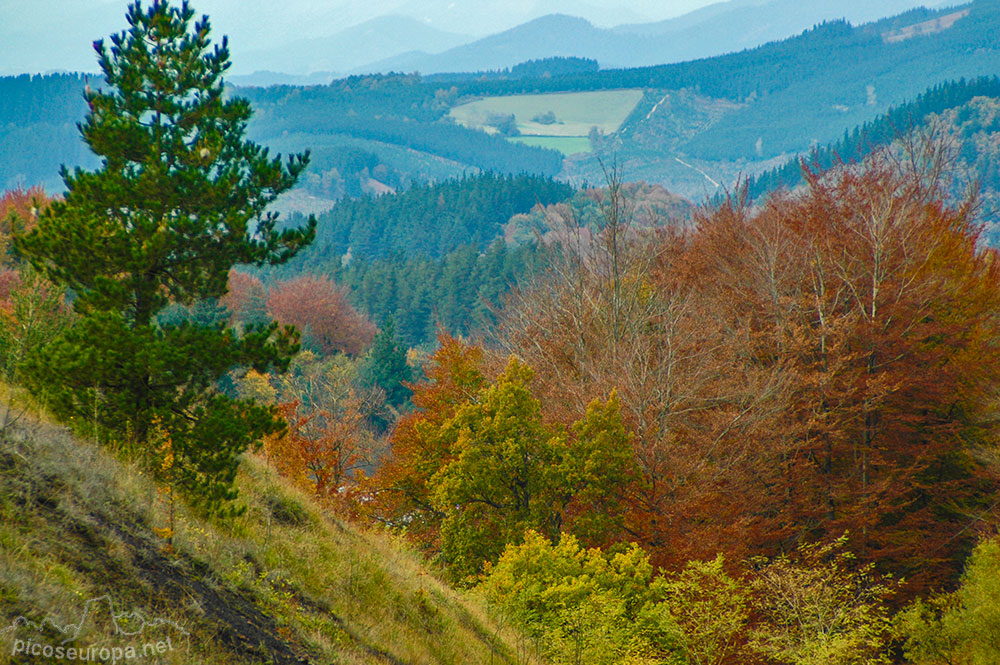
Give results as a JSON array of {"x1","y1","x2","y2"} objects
[
  {"x1": 265, "y1": 398, "x2": 369, "y2": 510},
  {"x1": 541, "y1": 157, "x2": 997, "y2": 593},
  {"x1": 670, "y1": 159, "x2": 1000, "y2": 592}
]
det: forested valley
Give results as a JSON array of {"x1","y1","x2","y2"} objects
[{"x1": 2, "y1": 1, "x2": 1000, "y2": 664}]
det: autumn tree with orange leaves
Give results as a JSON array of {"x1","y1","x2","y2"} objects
[
  {"x1": 497, "y1": 146, "x2": 1000, "y2": 594},
  {"x1": 252, "y1": 349, "x2": 381, "y2": 510},
  {"x1": 688, "y1": 149, "x2": 1000, "y2": 592},
  {"x1": 264, "y1": 398, "x2": 369, "y2": 509}
]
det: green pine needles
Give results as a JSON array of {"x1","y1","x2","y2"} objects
[{"x1": 15, "y1": 0, "x2": 315, "y2": 516}]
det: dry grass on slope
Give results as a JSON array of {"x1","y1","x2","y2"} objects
[{"x1": 0, "y1": 393, "x2": 530, "y2": 665}]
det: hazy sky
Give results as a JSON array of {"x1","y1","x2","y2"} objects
[{"x1": 1, "y1": 0, "x2": 723, "y2": 75}]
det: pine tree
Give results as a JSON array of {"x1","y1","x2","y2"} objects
[
  {"x1": 362, "y1": 318, "x2": 412, "y2": 410},
  {"x1": 15, "y1": 0, "x2": 315, "y2": 516}
]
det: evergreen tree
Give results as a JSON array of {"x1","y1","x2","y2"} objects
[
  {"x1": 362, "y1": 318, "x2": 412, "y2": 410},
  {"x1": 15, "y1": 0, "x2": 315, "y2": 515}
]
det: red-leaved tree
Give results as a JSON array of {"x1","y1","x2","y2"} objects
[{"x1": 266, "y1": 275, "x2": 376, "y2": 356}]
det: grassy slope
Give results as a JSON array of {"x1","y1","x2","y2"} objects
[
  {"x1": 510, "y1": 136, "x2": 593, "y2": 155},
  {"x1": 0, "y1": 391, "x2": 528, "y2": 665},
  {"x1": 449, "y1": 90, "x2": 644, "y2": 135}
]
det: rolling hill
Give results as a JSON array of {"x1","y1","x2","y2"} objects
[{"x1": 4, "y1": 0, "x2": 1000, "y2": 204}]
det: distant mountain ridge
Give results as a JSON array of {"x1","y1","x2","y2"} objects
[
  {"x1": 615, "y1": 0, "x2": 933, "y2": 36},
  {"x1": 356, "y1": 14, "x2": 613, "y2": 74},
  {"x1": 239, "y1": 15, "x2": 471, "y2": 79},
  {"x1": 354, "y1": 0, "x2": 931, "y2": 74}
]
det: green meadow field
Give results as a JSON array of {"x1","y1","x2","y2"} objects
[
  {"x1": 449, "y1": 89, "x2": 644, "y2": 154},
  {"x1": 510, "y1": 135, "x2": 594, "y2": 154}
]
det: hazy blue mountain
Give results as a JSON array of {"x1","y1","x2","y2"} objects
[
  {"x1": 616, "y1": 0, "x2": 927, "y2": 36},
  {"x1": 612, "y1": 0, "x2": 930, "y2": 60},
  {"x1": 238, "y1": 15, "x2": 471, "y2": 76},
  {"x1": 353, "y1": 0, "x2": 930, "y2": 74},
  {"x1": 368, "y1": 0, "x2": 652, "y2": 33},
  {"x1": 354, "y1": 14, "x2": 615, "y2": 74}
]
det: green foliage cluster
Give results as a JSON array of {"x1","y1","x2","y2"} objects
[
  {"x1": 432, "y1": 359, "x2": 635, "y2": 579},
  {"x1": 482, "y1": 533, "x2": 767, "y2": 665},
  {"x1": 332, "y1": 240, "x2": 540, "y2": 347},
  {"x1": 14, "y1": 0, "x2": 314, "y2": 515},
  {"x1": 899, "y1": 535, "x2": 1000, "y2": 664},
  {"x1": 748, "y1": 536, "x2": 896, "y2": 665},
  {"x1": 482, "y1": 531, "x2": 910, "y2": 665},
  {"x1": 359, "y1": 319, "x2": 412, "y2": 418},
  {"x1": 390, "y1": 356, "x2": 635, "y2": 581},
  {"x1": 482, "y1": 531, "x2": 687, "y2": 665}
]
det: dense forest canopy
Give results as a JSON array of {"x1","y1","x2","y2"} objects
[{"x1": 289, "y1": 171, "x2": 574, "y2": 262}]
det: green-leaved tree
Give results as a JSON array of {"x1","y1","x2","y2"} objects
[
  {"x1": 430, "y1": 358, "x2": 636, "y2": 579},
  {"x1": 361, "y1": 318, "x2": 413, "y2": 410},
  {"x1": 15, "y1": 0, "x2": 315, "y2": 516}
]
